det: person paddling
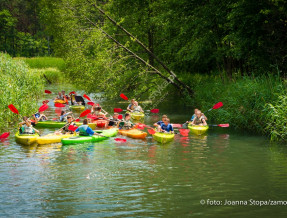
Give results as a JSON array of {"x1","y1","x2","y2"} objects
[
  {"x1": 153, "y1": 115, "x2": 168, "y2": 127},
  {"x1": 127, "y1": 99, "x2": 135, "y2": 112},
  {"x1": 107, "y1": 113, "x2": 121, "y2": 127},
  {"x1": 56, "y1": 92, "x2": 64, "y2": 100},
  {"x1": 19, "y1": 116, "x2": 40, "y2": 134},
  {"x1": 191, "y1": 110, "x2": 207, "y2": 126},
  {"x1": 118, "y1": 113, "x2": 134, "y2": 130},
  {"x1": 158, "y1": 118, "x2": 174, "y2": 134},
  {"x1": 131, "y1": 101, "x2": 144, "y2": 113},
  {"x1": 75, "y1": 119, "x2": 96, "y2": 136},
  {"x1": 94, "y1": 106, "x2": 107, "y2": 118},
  {"x1": 59, "y1": 115, "x2": 77, "y2": 134},
  {"x1": 59, "y1": 111, "x2": 73, "y2": 122},
  {"x1": 36, "y1": 111, "x2": 48, "y2": 122}
]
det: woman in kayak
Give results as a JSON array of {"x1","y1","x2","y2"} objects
[
  {"x1": 158, "y1": 118, "x2": 174, "y2": 134},
  {"x1": 107, "y1": 113, "x2": 121, "y2": 127},
  {"x1": 153, "y1": 114, "x2": 168, "y2": 127},
  {"x1": 75, "y1": 119, "x2": 95, "y2": 136},
  {"x1": 131, "y1": 101, "x2": 144, "y2": 113},
  {"x1": 127, "y1": 99, "x2": 135, "y2": 112},
  {"x1": 118, "y1": 113, "x2": 134, "y2": 130},
  {"x1": 191, "y1": 110, "x2": 207, "y2": 126},
  {"x1": 19, "y1": 116, "x2": 40, "y2": 134}
]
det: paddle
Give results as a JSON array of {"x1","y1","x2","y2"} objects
[
  {"x1": 0, "y1": 132, "x2": 10, "y2": 139},
  {"x1": 179, "y1": 129, "x2": 190, "y2": 136},
  {"x1": 54, "y1": 103, "x2": 66, "y2": 107},
  {"x1": 113, "y1": 108, "x2": 159, "y2": 113},
  {"x1": 209, "y1": 124, "x2": 230, "y2": 127},
  {"x1": 8, "y1": 104, "x2": 19, "y2": 114},
  {"x1": 172, "y1": 124, "x2": 182, "y2": 128},
  {"x1": 69, "y1": 91, "x2": 76, "y2": 95},
  {"x1": 38, "y1": 104, "x2": 49, "y2": 112},
  {"x1": 120, "y1": 93, "x2": 129, "y2": 101},
  {"x1": 205, "y1": 102, "x2": 223, "y2": 113},
  {"x1": 87, "y1": 102, "x2": 95, "y2": 106},
  {"x1": 114, "y1": 138, "x2": 127, "y2": 142},
  {"x1": 42, "y1": 100, "x2": 49, "y2": 104},
  {"x1": 147, "y1": 129, "x2": 156, "y2": 135},
  {"x1": 45, "y1": 89, "x2": 52, "y2": 94},
  {"x1": 83, "y1": 94, "x2": 91, "y2": 101}
]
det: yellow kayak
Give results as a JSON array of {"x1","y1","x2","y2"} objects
[
  {"x1": 37, "y1": 133, "x2": 75, "y2": 145},
  {"x1": 54, "y1": 99, "x2": 67, "y2": 104},
  {"x1": 131, "y1": 112, "x2": 145, "y2": 120},
  {"x1": 188, "y1": 125, "x2": 209, "y2": 135},
  {"x1": 70, "y1": 105, "x2": 85, "y2": 111},
  {"x1": 153, "y1": 132, "x2": 174, "y2": 144},
  {"x1": 15, "y1": 132, "x2": 39, "y2": 146}
]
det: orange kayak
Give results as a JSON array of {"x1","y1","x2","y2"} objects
[{"x1": 118, "y1": 129, "x2": 147, "y2": 139}]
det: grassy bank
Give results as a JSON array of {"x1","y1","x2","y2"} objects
[
  {"x1": 184, "y1": 73, "x2": 287, "y2": 141},
  {"x1": 14, "y1": 57, "x2": 66, "y2": 84},
  {"x1": 0, "y1": 53, "x2": 45, "y2": 130}
]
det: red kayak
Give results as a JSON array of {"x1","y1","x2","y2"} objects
[{"x1": 93, "y1": 119, "x2": 108, "y2": 128}]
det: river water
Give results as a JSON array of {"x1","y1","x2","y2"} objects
[{"x1": 1, "y1": 85, "x2": 287, "y2": 217}]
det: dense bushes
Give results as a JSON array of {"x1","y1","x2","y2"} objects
[{"x1": 0, "y1": 53, "x2": 44, "y2": 129}]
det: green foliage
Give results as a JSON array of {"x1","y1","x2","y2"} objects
[
  {"x1": 0, "y1": 53, "x2": 45, "y2": 130},
  {"x1": 14, "y1": 57, "x2": 66, "y2": 71}
]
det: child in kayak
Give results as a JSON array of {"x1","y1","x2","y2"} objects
[
  {"x1": 107, "y1": 113, "x2": 121, "y2": 127},
  {"x1": 191, "y1": 110, "x2": 207, "y2": 126},
  {"x1": 131, "y1": 101, "x2": 144, "y2": 113},
  {"x1": 127, "y1": 99, "x2": 135, "y2": 112},
  {"x1": 59, "y1": 116, "x2": 77, "y2": 134},
  {"x1": 36, "y1": 111, "x2": 48, "y2": 122},
  {"x1": 153, "y1": 115, "x2": 168, "y2": 127},
  {"x1": 19, "y1": 116, "x2": 40, "y2": 134},
  {"x1": 118, "y1": 113, "x2": 134, "y2": 130},
  {"x1": 94, "y1": 106, "x2": 107, "y2": 118},
  {"x1": 59, "y1": 111, "x2": 73, "y2": 122},
  {"x1": 158, "y1": 118, "x2": 174, "y2": 134},
  {"x1": 75, "y1": 119, "x2": 95, "y2": 136}
]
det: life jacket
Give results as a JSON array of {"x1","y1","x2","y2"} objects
[
  {"x1": 133, "y1": 106, "x2": 141, "y2": 112},
  {"x1": 21, "y1": 124, "x2": 35, "y2": 134},
  {"x1": 78, "y1": 125, "x2": 90, "y2": 136},
  {"x1": 193, "y1": 116, "x2": 204, "y2": 125},
  {"x1": 63, "y1": 122, "x2": 76, "y2": 132},
  {"x1": 121, "y1": 120, "x2": 133, "y2": 130},
  {"x1": 108, "y1": 118, "x2": 119, "y2": 127}
]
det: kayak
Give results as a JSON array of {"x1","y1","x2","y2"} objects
[
  {"x1": 37, "y1": 133, "x2": 75, "y2": 145},
  {"x1": 153, "y1": 132, "x2": 175, "y2": 144},
  {"x1": 131, "y1": 112, "x2": 145, "y2": 120},
  {"x1": 69, "y1": 105, "x2": 85, "y2": 111},
  {"x1": 15, "y1": 132, "x2": 39, "y2": 146},
  {"x1": 54, "y1": 99, "x2": 67, "y2": 104},
  {"x1": 36, "y1": 121, "x2": 96, "y2": 129},
  {"x1": 61, "y1": 128, "x2": 117, "y2": 145},
  {"x1": 118, "y1": 128, "x2": 147, "y2": 139},
  {"x1": 93, "y1": 119, "x2": 108, "y2": 128},
  {"x1": 95, "y1": 128, "x2": 119, "y2": 137},
  {"x1": 188, "y1": 125, "x2": 209, "y2": 135}
]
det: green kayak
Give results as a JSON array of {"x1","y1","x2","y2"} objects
[
  {"x1": 61, "y1": 128, "x2": 118, "y2": 145},
  {"x1": 36, "y1": 121, "x2": 96, "y2": 129}
]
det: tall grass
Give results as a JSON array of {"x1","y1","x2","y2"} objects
[
  {"x1": 0, "y1": 53, "x2": 45, "y2": 130},
  {"x1": 14, "y1": 57, "x2": 66, "y2": 71},
  {"x1": 185, "y1": 73, "x2": 286, "y2": 137}
]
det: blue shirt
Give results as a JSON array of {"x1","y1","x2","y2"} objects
[
  {"x1": 157, "y1": 121, "x2": 164, "y2": 125},
  {"x1": 191, "y1": 114, "x2": 196, "y2": 121},
  {"x1": 76, "y1": 125, "x2": 94, "y2": 136},
  {"x1": 160, "y1": 123, "x2": 174, "y2": 132}
]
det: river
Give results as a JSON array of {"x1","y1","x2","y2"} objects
[{"x1": 1, "y1": 84, "x2": 287, "y2": 217}]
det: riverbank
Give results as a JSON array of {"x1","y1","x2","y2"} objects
[{"x1": 0, "y1": 53, "x2": 45, "y2": 130}]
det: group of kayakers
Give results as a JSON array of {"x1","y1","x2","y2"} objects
[{"x1": 18, "y1": 91, "x2": 208, "y2": 137}]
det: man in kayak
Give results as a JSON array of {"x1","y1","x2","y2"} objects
[
  {"x1": 107, "y1": 113, "x2": 121, "y2": 127},
  {"x1": 75, "y1": 119, "x2": 95, "y2": 136},
  {"x1": 191, "y1": 110, "x2": 207, "y2": 126},
  {"x1": 158, "y1": 118, "x2": 174, "y2": 134},
  {"x1": 153, "y1": 115, "x2": 168, "y2": 127},
  {"x1": 60, "y1": 116, "x2": 77, "y2": 134},
  {"x1": 19, "y1": 116, "x2": 40, "y2": 134},
  {"x1": 127, "y1": 99, "x2": 135, "y2": 112},
  {"x1": 131, "y1": 101, "x2": 144, "y2": 113},
  {"x1": 118, "y1": 113, "x2": 134, "y2": 130}
]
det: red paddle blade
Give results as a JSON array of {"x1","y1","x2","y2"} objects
[
  {"x1": 0, "y1": 132, "x2": 10, "y2": 139},
  {"x1": 115, "y1": 138, "x2": 127, "y2": 142},
  {"x1": 218, "y1": 124, "x2": 229, "y2": 127},
  {"x1": 75, "y1": 118, "x2": 80, "y2": 122},
  {"x1": 55, "y1": 108, "x2": 62, "y2": 116},
  {"x1": 68, "y1": 125, "x2": 78, "y2": 131},
  {"x1": 83, "y1": 94, "x2": 91, "y2": 101},
  {"x1": 54, "y1": 103, "x2": 66, "y2": 107},
  {"x1": 87, "y1": 114, "x2": 98, "y2": 119},
  {"x1": 80, "y1": 109, "x2": 91, "y2": 117},
  {"x1": 39, "y1": 104, "x2": 49, "y2": 112},
  {"x1": 8, "y1": 104, "x2": 19, "y2": 114},
  {"x1": 135, "y1": 124, "x2": 145, "y2": 130},
  {"x1": 69, "y1": 91, "x2": 76, "y2": 95},
  {"x1": 114, "y1": 108, "x2": 123, "y2": 113},
  {"x1": 179, "y1": 129, "x2": 190, "y2": 136},
  {"x1": 118, "y1": 114, "x2": 123, "y2": 119},
  {"x1": 213, "y1": 102, "x2": 223, "y2": 110},
  {"x1": 150, "y1": 109, "x2": 159, "y2": 113},
  {"x1": 87, "y1": 102, "x2": 95, "y2": 106},
  {"x1": 172, "y1": 124, "x2": 182, "y2": 128},
  {"x1": 42, "y1": 100, "x2": 49, "y2": 104},
  {"x1": 45, "y1": 89, "x2": 52, "y2": 94},
  {"x1": 148, "y1": 129, "x2": 156, "y2": 135},
  {"x1": 120, "y1": 93, "x2": 129, "y2": 101}
]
